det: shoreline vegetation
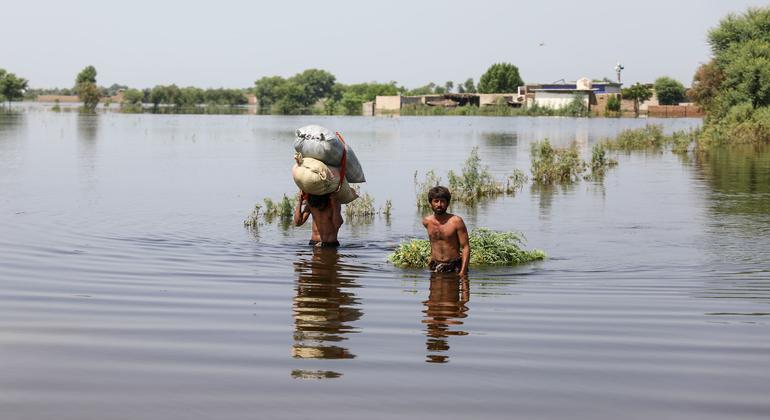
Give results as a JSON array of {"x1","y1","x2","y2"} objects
[{"x1": 3, "y1": 6, "x2": 769, "y2": 148}]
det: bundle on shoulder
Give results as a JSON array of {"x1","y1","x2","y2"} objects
[{"x1": 294, "y1": 125, "x2": 365, "y2": 183}]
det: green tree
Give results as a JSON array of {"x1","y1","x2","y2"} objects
[
  {"x1": 444, "y1": 81, "x2": 454, "y2": 93},
  {"x1": 407, "y1": 82, "x2": 438, "y2": 95},
  {"x1": 696, "y1": 6, "x2": 770, "y2": 146},
  {"x1": 253, "y1": 76, "x2": 286, "y2": 113},
  {"x1": 463, "y1": 78, "x2": 476, "y2": 93},
  {"x1": 708, "y1": 7, "x2": 770, "y2": 56},
  {"x1": 654, "y1": 77, "x2": 686, "y2": 105},
  {"x1": 478, "y1": 63, "x2": 524, "y2": 93},
  {"x1": 337, "y1": 82, "x2": 399, "y2": 115},
  {"x1": 291, "y1": 69, "x2": 336, "y2": 106},
  {"x1": 75, "y1": 65, "x2": 100, "y2": 112},
  {"x1": 621, "y1": 83, "x2": 653, "y2": 116},
  {"x1": 0, "y1": 69, "x2": 29, "y2": 105},
  {"x1": 121, "y1": 88, "x2": 144, "y2": 105},
  {"x1": 690, "y1": 59, "x2": 725, "y2": 111}
]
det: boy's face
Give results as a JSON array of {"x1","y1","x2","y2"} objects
[{"x1": 430, "y1": 198, "x2": 448, "y2": 215}]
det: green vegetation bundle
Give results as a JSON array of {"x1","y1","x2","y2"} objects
[
  {"x1": 388, "y1": 228, "x2": 545, "y2": 268},
  {"x1": 530, "y1": 140, "x2": 586, "y2": 184}
]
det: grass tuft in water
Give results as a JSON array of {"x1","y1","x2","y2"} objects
[
  {"x1": 602, "y1": 125, "x2": 666, "y2": 150},
  {"x1": 244, "y1": 194, "x2": 296, "y2": 227},
  {"x1": 447, "y1": 147, "x2": 506, "y2": 204},
  {"x1": 344, "y1": 191, "x2": 376, "y2": 218},
  {"x1": 414, "y1": 170, "x2": 442, "y2": 209},
  {"x1": 585, "y1": 144, "x2": 618, "y2": 179},
  {"x1": 388, "y1": 228, "x2": 545, "y2": 268},
  {"x1": 530, "y1": 140, "x2": 586, "y2": 184},
  {"x1": 415, "y1": 148, "x2": 526, "y2": 208},
  {"x1": 505, "y1": 169, "x2": 528, "y2": 194}
]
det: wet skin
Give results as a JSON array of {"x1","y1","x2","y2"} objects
[{"x1": 422, "y1": 197, "x2": 470, "y2": 276}]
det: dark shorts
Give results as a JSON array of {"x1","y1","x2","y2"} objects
[
  {"x1": 428, "y1": 258, "x2": 463, "y2": 273},
  {"x1": 308, "y1": 240, "x2": 340, "y2": 248}
]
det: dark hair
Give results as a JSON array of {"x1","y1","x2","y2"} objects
[
  {"x1": 307, "y1": 194, "x2": 330, "y2": 210},
  {"x1": 427, "y1": 186, "x2": 451, "y2": 204}
]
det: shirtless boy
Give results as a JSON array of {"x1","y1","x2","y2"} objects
[
  {"x1": 422, "y1": 186, "x2": 470, "y2": 276},
  {"x1": 293, "y1": 191, "x2": 344, "y2": 247}
]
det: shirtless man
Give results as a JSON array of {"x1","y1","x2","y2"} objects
[
  {"x1": 422, "y1": 186, "x2": 470, "y2": 276},
  {"x1": 293, "y1": 191, "x2": 344, "y2": 247}
]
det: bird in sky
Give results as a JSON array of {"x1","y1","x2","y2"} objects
[{"x1": 539, "y1": 42, "x2": 546, "y2": 47}]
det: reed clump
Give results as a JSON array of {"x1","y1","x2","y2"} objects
[
  {"x1": 530, "y1": 140, "x2": 586, "y2": 184},
  {"x1": 415, "y1": 148, "x2": 526, "y2": 209},
  {"x1": 344, "y1": 191, "x2": 393, "y2": 223},
  {"x1": 587, "y1": 144, "x2": 618, "y2": 179},
  {"x1": 603, "y1": 125, "x2": 666, "y2": 150},
  {"x1": 243, "y1": 194, "x2": 296, "y2": 228},
  {"x1": 599, "y1": 125, "x2": 699, "y2": 154},
  {"x1": 388, "y1": 228, "x2": 545, "y2": 268}
]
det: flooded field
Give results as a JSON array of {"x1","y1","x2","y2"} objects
[{"x1": 1, "y1": 110, "x2": 769, "y2": 420}]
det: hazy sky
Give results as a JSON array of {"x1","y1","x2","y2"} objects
[{"x1": 3, "y1": 0, "x2": 768, "y2": 89}]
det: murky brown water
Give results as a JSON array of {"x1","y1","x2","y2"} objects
[{"x1": 1, "y1": 109, "x2": 769, "y2": 420}]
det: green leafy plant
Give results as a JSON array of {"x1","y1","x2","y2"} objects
[
  {"x1": 388, "y1": 228, "x2": 545, "y2": 268},
  {"x1": 530, "y1": 140, "x2": 586, "y2": 184}
]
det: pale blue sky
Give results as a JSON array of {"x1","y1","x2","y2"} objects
[{"x1": 3, "y1": 0, "x2": 769, "y2": 89}]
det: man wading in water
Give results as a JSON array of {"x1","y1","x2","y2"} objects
[
  {"x1": 293, "y1": 191, "x2": 343, "y2": 247},
  {"x1": 422, "y1": 186, "x2": 470, "y2": 276}
]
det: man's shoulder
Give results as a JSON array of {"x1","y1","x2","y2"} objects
[{"x1": 449, "y1": 213, "x2": 467, "y2": 226}]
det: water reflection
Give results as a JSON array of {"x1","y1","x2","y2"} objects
[
  {"x1": 481, "y1": 132, "x2": 518, "y2": 147},
  {"x1": 422, "y1": 273, "x2": 470, "y2": 363},
  {"x1": 694, "y1": 145, "x2": 770, "y2": 217},
  {"x1": 291, "y1": 247, "x2": 362, "y2": 378}
]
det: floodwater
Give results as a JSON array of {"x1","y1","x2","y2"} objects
[{"x1": 1, "y1": 109, "x2": 769, "y2": 420}]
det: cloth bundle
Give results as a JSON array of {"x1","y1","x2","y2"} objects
[
  {"x1": 291, "y1": 125, "x2": 364, "y2": 204},
  {"x1": 294, "y1": 125, "x2": 365, "y2": 183}
]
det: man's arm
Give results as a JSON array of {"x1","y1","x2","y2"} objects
[
  {"x1": 330, "y1": 195, "x2": 343, "y2": 229},
  {"x1": 293, "y1": 191, "x2": 310, "y2": 226},
  {"x1": 456, "y1": 217, "x2": 470, "y2": 276}
]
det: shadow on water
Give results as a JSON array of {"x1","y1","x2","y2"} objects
[
  {"x1": 291, "y1": 247, "x2": 362, "y2": 379},
  {"x1": 422, "y1": 273, "x2": 470, "y2": 364}
]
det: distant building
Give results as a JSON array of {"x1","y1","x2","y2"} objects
[{"x1": 522, "y1": 78, "x2": 622, "y2": 114}]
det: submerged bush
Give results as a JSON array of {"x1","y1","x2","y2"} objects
[
  {"x1": 414, "y1": 170, "x2": 442, "y2": 209},
  {"x1": 600, "y1": 125, "x2": 699, "y2": 153},
  {"x1": 530, "y1": 140, "x2": 586, "y2": 184},
  {"x1": 587, "y1": 144, "x2": 618, "y2": 178},
  {"x1": 505, "y1": 169, "x2": 528, "y2": 194},
  {"x1": 388, "y1": 228, "x2": 545, "y2": 268},
  {"x1": 415, "y1": 148, "x2": 526, "y2": 208},
  {"x1": 447, "y1": 147, "x2": 506, "y2": 204},
  {"x1": 602, "y1": 125, "x2": 666, "y2": 150},
  {"x1": 344, "y1": 192, "x2": 375, "y2": 218},
  {"x1": 243, "y1": 194, "x2": 296, "y2": 228}
]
